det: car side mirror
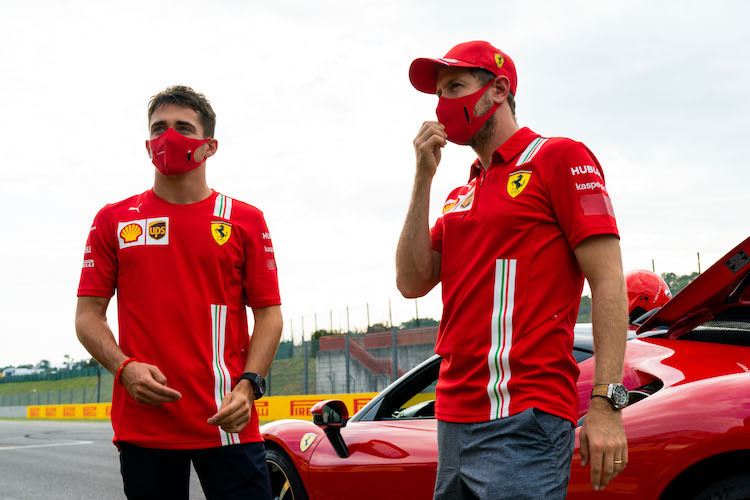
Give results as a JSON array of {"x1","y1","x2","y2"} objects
[{"x1": 311, "y1": 400, "x2": 349, "y2": 458}]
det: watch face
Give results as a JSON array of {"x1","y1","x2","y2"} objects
[
  {"x1": 256, "y1": 377, "x2": 266, "y2": 395},
  {"x1": 612, "y1": 385, "x2": 628, "y2": 407}
]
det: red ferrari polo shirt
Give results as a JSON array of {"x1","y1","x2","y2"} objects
[
  {"x1": 78, "y1": 189, "x2": 281, "y2": 449},
  {"x1": 430, "y1": 127, "x2": 619, "y2": 424}
]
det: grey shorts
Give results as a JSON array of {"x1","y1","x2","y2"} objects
[{"x1": 434, "y1": 408, "x2": 575, "y2": 500}]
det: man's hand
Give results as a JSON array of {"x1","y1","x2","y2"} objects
[
  {"x1": 207, "y1": 380, "x2": 254, "y2": 434},
  {"x1": 580, "y1": 398, "x2": 628, "y2": 491},
  {"x1": 119, "y1": 361, "x2": 182, "y2": 406},
  {"x1": 414, "y1": 121, "x2": 447, "y2": 178}
]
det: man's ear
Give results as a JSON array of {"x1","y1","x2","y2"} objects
[
  {"x1": 145, "y1": 139, "x2": 153, "y2": 158},
  {"x1": 491, "y1": 75, "x2": 511, "y2": 105},
  {"x1": 204, "y1": 138, "x2": 219, "y2": 159}
]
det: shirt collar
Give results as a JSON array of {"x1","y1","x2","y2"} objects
[{"x1": 469, "y1": 127, "x2": 540, "y2": 179}]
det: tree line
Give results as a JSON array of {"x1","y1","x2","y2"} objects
[{"x1": 576, "y1": 271, "x2": 699, "y2": 323}]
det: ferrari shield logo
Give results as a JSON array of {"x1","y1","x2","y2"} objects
[
  {"x1": 507, "y1": 171, "x2": 532, "y2": 198},
  {"x1": 300, "y1": 432, "x2": 317, "y2": 452},
  {"x1": 211, "y1": 221, "x2": 232, "y2": 245}
]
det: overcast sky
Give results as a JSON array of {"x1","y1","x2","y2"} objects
[{"x1": 1, "y1": 1, "x2": 748, "y2": 367}]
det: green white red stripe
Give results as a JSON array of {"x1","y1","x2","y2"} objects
[
  {"x1": 515, "y1": 137, "x2": 548, "y2": 166},
  {"x1": 211, "y1": 304, "x2": 238, "y2": 445},
  {"x1": 213, "y1": 194, "x2": 233, "y2": 219},
  {"x1": 487, "y1": 259, "x2": 516, "y2": 419}
]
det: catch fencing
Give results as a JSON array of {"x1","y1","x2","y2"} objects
[
  {"x1": 0, "y1": 368, "x2": 114, "y2": 407},
  {"x1": 1, "y1": 327, "x2": 439, "y2": 407}
]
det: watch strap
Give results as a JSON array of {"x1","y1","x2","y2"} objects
[
  {"x1": 239, "y1": 372, "x2": 265, "y2": 400},
  {"x1": 591, "y1": 383, "x2": 626, "y2": 410},
  {"x1": 591, "y1": 385, "x2": 610, "y2": 398}
]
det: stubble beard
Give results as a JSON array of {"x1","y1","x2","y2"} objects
[{"x1": 468, "y1": 93, "x2": 497, "y2": 150}]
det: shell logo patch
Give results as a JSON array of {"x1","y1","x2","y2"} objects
[
  {"x1": 300, "y1": 433, "x2": 317, "y2": 452},
  {"x1": 507, "y1": 171, "x2": 531, "y2": 198},
  {"x1": 442, "y1": 199, "x2": 458, "y2": 214},
  {"x1": 120, "y1": 223, "x2": 142, "y2": 243},
  {"x1": 495, "y1": 54, "x2": 504, "y2": 68},
  {"x1": 211, "y1": 221, "x2": 232, "y2": 245},
  {"x1": 443, "y1": 185, "x2": 476, "y2": 215}
]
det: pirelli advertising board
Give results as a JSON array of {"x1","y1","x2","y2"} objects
[{"x1": 27, "y1": 392, "x2": 379, "y2": 421}]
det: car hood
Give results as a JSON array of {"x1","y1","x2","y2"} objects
[{"x1": 637, "y1": 236, "x2": 750, "y2": 339}]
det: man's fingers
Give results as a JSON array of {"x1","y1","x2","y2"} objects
[
  {"x1": 420, "y1": 135, "x2": 447, "y2": 153},
  {"x1": 122, "y1": 363, "x2": 181, "y2": 405},
  {"x1": 143, "y1": 377, "x2": 182, "y2": 400},
  {"x1": 599, "y1": 447, "x2": 615, "y2": 489},
  {"x1": 579, "y1": 430, "x2": 589, "y2": 467},
  {"x1": 219, "y1": 391, "x2": 233, "y2": 410},
  {"x1": 222, "y1": 419, "x2": 249, "y2": 434},
  {"x1": 208, "y1": 394, "x2": 245, "y2": 425},
  {"x1": 415, "y1": 124, "x2": 447, "y2": 145},
  {"x1": 220, "y1": 412, "x2": 249, "y2": 431},
  {"x1": 589, "y1": 441, "x2": 603, "y2": 490},
  {"x1": 133, "y1": 384, "x2": 180, "y2": 406},
  {"x1": 148, "y1": 365, "x2": 168, "y2": 386},
  {"x1": 414, "y1": 124, "x2": 447, "y2": 149},
  {"x1": 417, "y1": 121, "x2": 445, "y2": 137}
]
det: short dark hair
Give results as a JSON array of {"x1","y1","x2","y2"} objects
[
  {"x1": 468, "y1": 67, "x2": 516, "y2": 118},
  {"x1": 148, "y1": 85, "x2": 216, "y2": 138}
]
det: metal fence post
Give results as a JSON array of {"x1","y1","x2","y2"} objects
[
  {"x1": 392, "y1": 328, "x2": 399, "y2": 383},
  {"x1": 345, "y1": 333, "x2": 350, "y2": 393},
  {"x1": 303, "y1": 340, "x2": 309, "y2": 395},
  {"x1": 97, "y1": 366, "x2": 102, "y2": 403},
  {"x1": 58, "y1": 389, "x2": 61, "y2": 404}
]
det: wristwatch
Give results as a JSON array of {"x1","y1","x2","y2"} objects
[
  {"x1": 239, "y1": 372, "x2": 266, "y2": 400},
  {"x1": 591, "y1": 383, "x2": 628, "y2": 410}
]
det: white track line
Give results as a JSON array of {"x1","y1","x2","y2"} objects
[{"x1": 0, "y1": 440, "x2": 93, "y2": 451}]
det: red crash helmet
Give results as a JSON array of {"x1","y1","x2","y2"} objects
[{"x1": 625, "y1": 270, "x2": 672, "y2": 324}]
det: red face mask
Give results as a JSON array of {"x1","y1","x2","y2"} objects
[
  {"x1": 436, "y1": 80, "x2": 500, "y2": 145},
  {"x1": 148, "y1": 128, "x2": 212, "y2": 175}
]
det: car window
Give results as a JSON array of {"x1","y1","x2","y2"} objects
[
  {"x1": 377, "y1": 359, "x2": 440, "y2": 420},
  {"x1": 572, "y1": 347, "x2": 593, "y2": 363}
]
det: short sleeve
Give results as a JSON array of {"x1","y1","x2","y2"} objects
[
  {"x1": 77, "y1": 208, "x2": 117, "y2": 297},
  {"x1": 548, "y1": 142, "x2": 619, "y2": 249},
  {"x1": 430, "y1": 216, "x2": 444, "y2": 252},
  {"x1": 242, "y1": 213, "x2": 282, "y2": 308}
]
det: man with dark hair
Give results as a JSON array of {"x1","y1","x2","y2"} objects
[
  {"x1": 76, "y1": 85, "x2": 282, "y2": 499},
  {"x1": 396, "y1": 41, "x2": 628, "y2": 498}
]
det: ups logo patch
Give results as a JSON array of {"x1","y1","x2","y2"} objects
[{"x1": 148, "y1": 221, "x2": 167, "y2": 240}]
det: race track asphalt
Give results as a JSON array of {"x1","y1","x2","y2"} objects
[{"x1": 0, "y1": 420, "x2": 205, "y2": 499}]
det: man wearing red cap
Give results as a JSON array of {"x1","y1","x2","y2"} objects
[{"x1": 396, "y1": 42, "x2": 629, "y2": 498}]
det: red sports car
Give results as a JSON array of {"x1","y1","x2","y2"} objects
[{"x1": 261, "y1": 237, "x2": 750, "y2": 500}]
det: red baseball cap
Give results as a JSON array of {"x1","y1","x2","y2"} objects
[{"x1": 409, "y1": 41, "x2": 517, "y2": 96}]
